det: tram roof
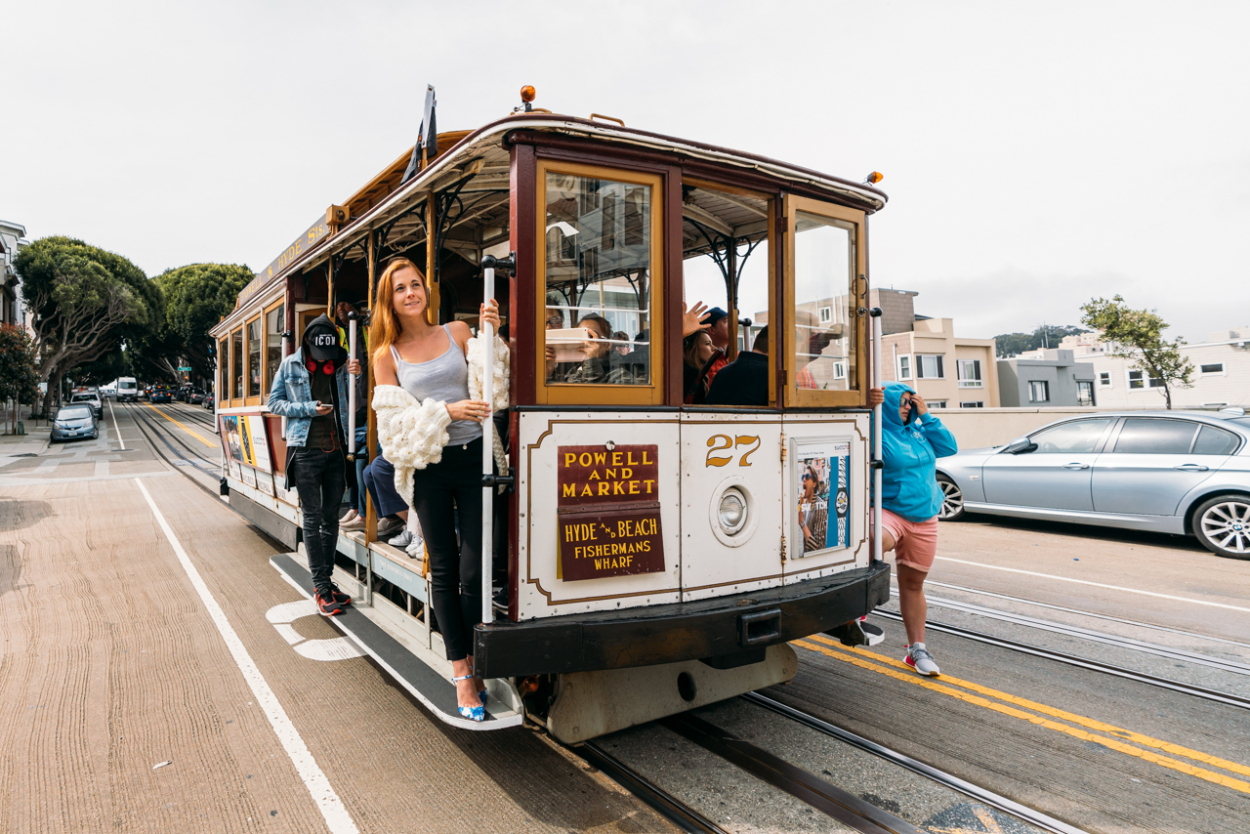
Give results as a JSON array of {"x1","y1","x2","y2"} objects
[{"x1": 223, "y1": 113, "x2": 889, "y2": 320}]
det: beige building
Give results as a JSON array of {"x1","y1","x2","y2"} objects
[
  {"x1": 874, "y1": 289, "x2": 1000, "y2": 409},
  {"x1": 1083, "y1": 327, "x2": 1250, "y2": 410}
]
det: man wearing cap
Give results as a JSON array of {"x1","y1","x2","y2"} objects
[
  {"x1": 267, "y1": 313, "x2": 361, "y2": 616},
  {"x1": 706, "y1": 306, "x2": 731, "y2": 352}
]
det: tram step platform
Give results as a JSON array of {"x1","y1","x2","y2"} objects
[{"x1": 269, "y1": 553, "x2": 524, "y2": 732}]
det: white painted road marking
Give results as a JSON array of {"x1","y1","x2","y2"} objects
[
  {"x1": 108, "y1": 399, "x2": 125, "y2": 450},
  {"x1": 135, "y1": 478, "x2": 359, "y2": 834},
  {"x1": 265, "y1": 600, "x2": 366, "y2": 662},
  {"x1": 936, "y1": 556, "x2": 1250, "y2": 614}
]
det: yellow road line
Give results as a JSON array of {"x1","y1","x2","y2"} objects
[
  {"x1": 143, "y1": 403, "x2": 217, "y2": 448},
  {"x1": 793, "y1": 638, "x2": 1250, "y2": 795},
  {"x1": 808, "y1": 634, "x2": 1250, "y2": 779}
]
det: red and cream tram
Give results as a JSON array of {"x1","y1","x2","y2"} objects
[{"x1": 210, "y1": 89, "x2": 891, "y2": 742}]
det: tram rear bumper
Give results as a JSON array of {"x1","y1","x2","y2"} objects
[{"x1": 474, "y1": 562, "x2": 891, "y2": 679}]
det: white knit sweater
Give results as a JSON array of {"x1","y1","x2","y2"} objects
[{"x1": 372, "y1": 333, "x2": 510, "y2": 510}]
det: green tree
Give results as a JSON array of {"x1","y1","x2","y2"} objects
[
  {"x1": 0, "y1": 324, "x2": 40, "y2": 432},
  {"x1": 149, "y1": 263, "x2": 252, "y2": 382},
  {"x1": 16, "y1": 236, "x2": 160, "y2": 414},
  {"x1": 993, "y1": 324, "x2": 1089, "y2": 358},
  {"x1": 1081, "y1": 295, "x2": 1193, "y2": 409}
]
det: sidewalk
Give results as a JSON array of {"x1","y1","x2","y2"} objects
[{"x1": 0, "y1": 427, "x2": 51, "y2": 458}]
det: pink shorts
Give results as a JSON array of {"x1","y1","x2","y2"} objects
[{"x1": 879, "y1": 508, "x2": 939, "y2": 572}]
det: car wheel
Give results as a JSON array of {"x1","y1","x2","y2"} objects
[
  {"x1": 936, "y1": 474, "x2": 965, "y2": 521},
  {"x1": 1193, "y1": 494, "x2": 1250, "y2": 560}
]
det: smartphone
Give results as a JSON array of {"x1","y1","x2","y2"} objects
[{"x1": 546, "y1": 327, "x2": 595, "y2": 363}]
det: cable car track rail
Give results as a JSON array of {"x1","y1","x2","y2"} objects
[
  {"x1": 885, "y1": 590, "x2": 1250, "y2": 677},
  {"x1": 870, "y1": 610, "x2": 1250, "y2": 711},
  {"x1": 742, "y1": 692, "x2": 1090, "y2": 834},
  {"x1": 124, "y1": 403, "x2": 221, "y2": 482}
]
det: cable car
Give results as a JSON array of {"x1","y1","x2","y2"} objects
[{"x1": 209, "y1": 88, "x2": 891, "y2": 742}]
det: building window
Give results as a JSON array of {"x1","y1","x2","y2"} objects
[
  {"x1": 1099, "y1": 371, "x2": 1112, "y2": 387},
  {"x1": 1028, "y1": 380, "x2": 1050, "y2": 402},
  {"x1": 818, "y1": 305, "x2": 832, "y2": 323},
  {"x1": 1128, "y1": 370, "x2": 1164, "y2": 389},
  {"x1": 959, "y1": 401, "x2": 984, "y2": 408},
  {"x1": 832, "y1": 361, "x2": 846, "y2": 380},
  {"x1": 916, "y1": 354, "x2": 945, "y2": 379},
  {"x1": 1076, "y1": 380, "x2": 1095, "y2": 407},
  {"x1": 929, "y1": 400, "x2": 947, "y2": 409},
  {"x1": 898, "y1": 355, "x2": 912, "y2": 380},
  {"x1": 1199, "y1": 363, "x2": 1225, "y2": 375},
  {"x1": 957, "y1": 359, "x2": 983, "y2": 388}
]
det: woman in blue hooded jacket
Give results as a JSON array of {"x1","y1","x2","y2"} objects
[{"x1": 869, "y1": 382, "x2": 958, "y2": 676}]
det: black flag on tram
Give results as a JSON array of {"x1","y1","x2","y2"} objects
[{"x1": 401, "y1": 85, "x2": 438, "y2": 185}]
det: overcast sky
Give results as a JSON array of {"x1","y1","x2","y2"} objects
[{"x1": 6, "y1": 0, "x2": 1247, "y2": 343}]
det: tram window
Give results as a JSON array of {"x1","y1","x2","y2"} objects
[
  {"x1": 793, "y1": 211, "x2": 856, "y2": 392},
  {"x1": 217, "y1": 337, "x2": 227, "y2": 401},
  {"x1": 246, "y1": 317, "x2": 262, "y2": 398},
  {"x1": 265, "y1": 303, "x2": 284, "y2": 395},
  {"x1": 540, "y1": 165, "x2": 661, "y2": 401},
  {"x1": 230, "y1": 328, "x2": 243, "y2": 401}
]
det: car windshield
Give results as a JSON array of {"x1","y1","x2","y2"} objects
[
  {"x1": 58, "y1": 406, "x2": 92, "y2": 420},
  {"x1": 71, "y1": 394, "x2": 95, "y2": 402}
]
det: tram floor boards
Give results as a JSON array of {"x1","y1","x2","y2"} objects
[
  {"x1": 778, "y1": 618, "x2": 1250, "y2": 834},
  {"x1": 269, "y1": 553, "x2": 523, "y2": 731}
]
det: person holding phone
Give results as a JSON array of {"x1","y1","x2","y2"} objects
[{"x1": 867, "y1": 382, "x2": 958, "y2": 676}]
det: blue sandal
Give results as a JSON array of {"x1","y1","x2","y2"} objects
[{"x1": 452, "y1": 675, "x2": 485, "y2": 722}]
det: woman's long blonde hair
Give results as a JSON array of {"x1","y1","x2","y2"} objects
[{"x1": 371, "y1": 257, "x2": 426, "y2": 371}]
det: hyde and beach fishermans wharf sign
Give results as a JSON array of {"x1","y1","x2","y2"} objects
[{"x1": 557, "y1": 444, "x2": 665, "y2": 581}]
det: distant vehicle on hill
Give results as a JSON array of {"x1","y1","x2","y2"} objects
[{"x1": 117, "y1": 377, "x2": 138, "y2": 402}]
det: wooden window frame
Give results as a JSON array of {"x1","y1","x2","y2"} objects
[
  {"x1": 230, "y1": 327, "x2": 244, "y2": 405},
  {"x1": 262, "y1": 299, "x2": 285, "y2": 404},
  {"x1": 217, "y1": 337, "x2": 227, "y2": 406},
  {"x1": 782, "y1": 194, "x2": 868, "y2": 408},
  {"x1": 244, "y1": 314, "x2": 263, "y2": 406},
  {"x1": 535, "y1": 160, "x2": 665, "y2": 406}
]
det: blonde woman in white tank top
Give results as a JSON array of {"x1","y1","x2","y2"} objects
[{"x1": 372, "y1": 258, "x2": 500, "y2": 722}]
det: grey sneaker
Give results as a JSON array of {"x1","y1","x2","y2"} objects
[
  {"x1": 905, "y1": 644, "x2": 941, "y2": 677},
  {"x1": 376, "y1": 517, "x2": 403, "y2": 539},
  {"x1": 405, "y1": 536, "x2": 425, "y2": 559},
  {"x1": 388, "y1": 529, "x2": 415, "y2": 548}
]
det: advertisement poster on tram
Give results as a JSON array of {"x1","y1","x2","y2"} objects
[
  {"x1": 218, "y1": 414, "x2": 275, "y2": 493},
  {"x1": 796, "y1": 441, "x2": 851, "y2": 556}
]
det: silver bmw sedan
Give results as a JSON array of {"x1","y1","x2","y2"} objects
[{"x1": 935, "y1": 409, "x2": 1250, "y2": 559}]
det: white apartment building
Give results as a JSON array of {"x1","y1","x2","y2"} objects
[
  {"x1": 0, "y1": 220, "x2": 29, "y2": 328},
  {"x1": 1081, "y1": 327, "x2": 1250, "y2": 409}
]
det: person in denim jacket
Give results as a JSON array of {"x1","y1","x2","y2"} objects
[{"x1": 267, "y1": 313, "x2": 360, "y2": 616}]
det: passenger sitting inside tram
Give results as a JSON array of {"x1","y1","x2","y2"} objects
[
  {"x1": 547, "y1": 313, "x2": 635, "y2": 385},
  {"x1": 705, "y1": 326, "x2": 769, "y2": 407},
  {"x1": 370, "y1": 256, "x2": 507, "y2": 722}
]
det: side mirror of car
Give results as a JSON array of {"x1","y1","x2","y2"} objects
[{"x1": 1005, "y1": 436, "x2": 1036, "y2": 455}]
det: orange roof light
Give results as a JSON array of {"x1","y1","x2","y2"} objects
[
  {"x1": 866, "y1": 171, "x2": 884, "y2": 185},
  {"x1": 520, "y1": 85, "x2": 536, "y2": 103}
]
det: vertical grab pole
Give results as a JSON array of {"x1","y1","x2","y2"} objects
[
  {"x1": 870, "y1": 307, "x2": 884, "y2": 564},
  {"x1": 347, "y1": 314, "x2": 358, "y2": 457},
  {"x1": 480, "y1": 264, "x2": 496, "y2": 627}
]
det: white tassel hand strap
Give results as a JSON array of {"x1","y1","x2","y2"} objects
[{"x1": 372, "y1": 384, "x2": 452, "y2": 509}]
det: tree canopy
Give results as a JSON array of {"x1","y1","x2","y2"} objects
[
  {"x1": 16, "y1": 236, "x2": 159, "y2": 413},
  {"x1": 0, "y1": 324, "x2": 40, "y2": 431},
  {"x1": 993, "y1": 324, "x2": 1089, "y2": 358},
  {"x1": 1081, "y1": 295, "x2": 1193, "y2": 409},
  {"x1": 148, "y1": 263, "x2": 253, "y2": 381}
]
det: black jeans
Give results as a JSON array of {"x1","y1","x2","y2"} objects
[
  {"x1": 292, "y1": 446, "x2": 347, "y2": 593},
  {"x1": 412, "y1": 438, "x2": 484, "y2": 662}
]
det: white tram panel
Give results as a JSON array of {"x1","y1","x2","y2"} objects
[
  {"x1": 515, "y1": 410, "x2": 682, "y2": 620},
  {"x1": 781, "y1": 413, "x2": 871, "y2": 581},
  {"x1": 679, "y1": 413, "x2": 785, "y2": 602}
]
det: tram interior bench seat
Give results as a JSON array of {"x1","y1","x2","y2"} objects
[{"x1": 473, "y1": 562, "x2": 890, "y2": 679}]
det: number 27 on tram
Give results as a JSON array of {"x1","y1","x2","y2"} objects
[{"x1": 211, "y1": 89, "x2": 891, "y2": 742}]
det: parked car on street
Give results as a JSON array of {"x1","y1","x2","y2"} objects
[
  {"x1": 187, "y1": 387, "x2": 206, "y2": 405},
  {"x1": 70, "y1": 391, "x2": 103, "y2": 419},
  {"x1": 936, "y1": 409, "x2": 1250, "y2": 559},
  {"x1": 202, "y1": 392, "x2": 214, "y2": 410},
  {"x1": 51, "y1": 405, "x2": 98, "y2": 443}
]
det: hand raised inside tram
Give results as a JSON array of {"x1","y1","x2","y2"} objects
[
  {"x1": 682, "y1": 300, "x2": 711, "y2": 338},
  {"x1": 446, "y1": 399, "x2": 491, "y2": 422}
]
